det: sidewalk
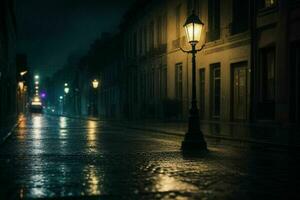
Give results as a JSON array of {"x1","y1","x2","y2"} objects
[
  {"x1": 49, "y1": 114, "x2": 300, "y2": 149},
  {"x1": 117, "y1": 120, "x2": 300, "y2": 149},
  {"x1": 0, "y1": 115, "x2": 21, "y2": 145}
]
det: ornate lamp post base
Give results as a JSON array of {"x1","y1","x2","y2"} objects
[
  {"x1": 181, "y1": 133, "x2": 207, "y2": 151},
  {"x1": 181, "y1": 109, "x2": 207, "y2": 151}
]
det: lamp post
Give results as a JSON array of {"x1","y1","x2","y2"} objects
[
  {"x1": 64, "y1": 85, "x2": 70, "y2": 94},
  {"x1": 59, "y1": 96, "x2": 63, "y2": 114},
  {"x1": 91, "y1": 79, "x2": 99, "y2": 117},
  {"x1": 181, "y1": 11, "x2": 207, "y2": 151},
  {"x1": 64, "y1": 83, "x2": 69, "y2": 114}
]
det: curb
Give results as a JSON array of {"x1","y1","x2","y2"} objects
[
  {"x1": 116, "y1": 124, "x2": 299, "y2": 150},
  {"x1": 0, "y1": 120, "x2": 21, "y2": 145}
]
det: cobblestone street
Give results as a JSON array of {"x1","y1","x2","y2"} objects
[{"x1": 0, "y1": 114, "x2": 298, "y2": 199}]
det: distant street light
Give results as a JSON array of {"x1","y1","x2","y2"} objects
[
  {"x1": 64, "y1": 87, "x2": 70, "y2": 94},
  {"x1": 180, "y1": 11, "x2": 207, "y2": 152},
  {"x1": 18, "y1": 81, "x2": 24, "y2": 91},
  {"x1": 59, "y1": 96, "x2": 63, "y2": 100},
  {"x1": 35, "y1": 81, "x2": 39, "y2": 85},
  {"x1": 34, "y1": 75, "x2": 39, "y2": 80},
  {"x1": 91, "y1": 79, "x2": 99, "y2": 116},
  {"x1": 92, "y1": 79, "x2": 99, "y2": 89},
  {"x1": 20, "y1": 71, "x2": 28, "y2": 76}
]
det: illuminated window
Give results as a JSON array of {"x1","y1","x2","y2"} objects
[
  {"x1": 265, "y1": 0, "x2": 277, "y2": 7},
  {"x1": 259, "y1": 0, "x2": 277, "y2": 9}
]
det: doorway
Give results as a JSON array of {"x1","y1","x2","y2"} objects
[
  {"x1": 231, "y1": 62, "x2": 248, "y2": 121},
  {"x1": 210, "y1": 63, "x2": 221, "y2": 119},
  {"x1": 290, "y1": 43, "x2": 300, "y2": 123}
]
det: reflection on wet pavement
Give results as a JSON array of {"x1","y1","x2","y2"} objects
[{"x1": 0, "y1": 114, "x2": 298, "y2": 199}]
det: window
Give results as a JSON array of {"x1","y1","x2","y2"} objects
[
  {"x1": 151, "y1": 68, "x2": 155, "y2": 98},
  {"x1": 175, "y1": 63, "x2": 183, "y2": 100},
  {"x1": 258, "y1": 0, "x2": 277, "y2": 9},
  {"x1": 161, "y1": 65, "x2": 168, "y2": 98},
  {"x1": 141, "y1": 72, "x2": 146, "y2": 102},
  {"x1": 162, "y1": 13, "x2": 167, "y2": 44},
  {"x1": 143, "y1": 26, "x2": 147, "y2": 53},
  {"x1": 232, "y1": 0, "x2": 249, "y2": 34},
  {"x1": 129, "y1": 35, "x2": 132, "y2": 58},
  {"x1": 157, "y1": 16, "x2": 162, "y2": 46},
  {"x1": 176, "y1": 4, "x2": 181, "y2": 39},
  {"x1": 208, "y1": 0, "x2": 220, "y2": 41},
  {"x1": 261, "y1": 47, "x2": 275, "y2": 101},
  {"x1": 187, "y1": 0, "x2": 200, "y2": 15},
  {"x1": 211, "y1": 63, "x2": 221, "y2": 118},
  {"x1": 139, "y1": 28, "x2": 143, "y2": 55},
  {"x1": 265, "y1": 0, "x2": 277, "y2": 7},
  {"x1": 133, "y1": 32, "x2": 137, "y2": 57},
  {"x1": 149, "y1": 21, "x2": 155, "y2": 50}
]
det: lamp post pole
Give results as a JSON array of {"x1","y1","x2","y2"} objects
[
  {"x1": 181, "y1": 43, "x2": 207, "y2": 151},
  {"x1": 92, "y1": 79, "x2": 99, "y2": 117},
  {"x1": 181, "y1": 11, "x2": 207, "y2": 152}
]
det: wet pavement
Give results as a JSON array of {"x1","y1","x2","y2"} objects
[
  {"x1": 116, "y1": 120, "x2": 300, "y2": 147},
  {"x1": 0, "y1": 114, "x2": 299, "y2": 199}
]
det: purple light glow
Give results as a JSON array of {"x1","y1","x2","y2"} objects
[{"x1": 41, "y1": 93, "x2": 46, "y2": 98}]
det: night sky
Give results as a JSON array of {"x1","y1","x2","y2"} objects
[{"x1": 17, "y1": 0, "x2": 135, "y2": 75}]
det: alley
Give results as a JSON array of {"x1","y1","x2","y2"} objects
[{"x1": 0, "y1": 114, "x2": 298, "y2": 199}]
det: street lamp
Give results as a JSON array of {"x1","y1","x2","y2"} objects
[
  {"x1": 181, "y1": 11, "x2": 207, "y2": 152},
  {"x1": 64, "y1": 86, "x2": 70, "y2": 94},
  {"x1": 19, "y1": 82, "x2": 24, "y2": 91},
  {"x1": 34, "y1": 75, "x2": 39, "y2": 80},
  {"x1": 92, "y1": 79, "x2": 99, "y2": 89},
  {"x1": 20, "y1": 71, "x2": 27, "y2": 76},
  {"x1": 91, "y1": 79, "x2": 99, "y2": 116}
]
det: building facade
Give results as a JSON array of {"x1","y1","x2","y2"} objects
[
  {"x1": 116, "y1": 0, "x2": 300, "y2": 124},
  {"x1": 0, "y1": 0, "x2": 17, "y2": 129},
  {"x1": 252, "y1": 0, "x2": 300, "y2": 123}
]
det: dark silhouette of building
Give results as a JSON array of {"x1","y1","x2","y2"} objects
[{"x1": 0, "y1": 0, "x2": 17, "y2": 132}]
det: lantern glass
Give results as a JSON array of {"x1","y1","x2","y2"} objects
[{"x1": 185, "y1": 22, "x2": 203, "y2": 44}]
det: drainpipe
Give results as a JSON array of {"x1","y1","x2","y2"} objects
[{"x1": 249, "y1": 0, "x2": 257, "y2": 122}]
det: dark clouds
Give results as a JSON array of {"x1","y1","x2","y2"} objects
[{"x1": 17, "y1": 0, "x2": 135, "y2": 75}]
